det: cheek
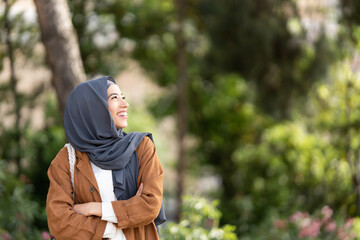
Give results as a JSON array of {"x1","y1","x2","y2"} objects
[{"x1": 108, "y1": 102, "x2": 116, "y2": 116}]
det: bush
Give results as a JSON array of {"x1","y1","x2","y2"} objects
[
  {"x1": 241, "y1": 205, "x2": 360, "y2": 240},
  {"x1": 0, "y1": 160, "x2": 43, "y2": 240},
  {"x1": 160, "y1": 195, "x2": 237, "y2": 240},
  {"x1": 272, "y1": 206, "x2": 359, "y2": 240}
]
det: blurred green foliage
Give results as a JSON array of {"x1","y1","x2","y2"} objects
[
  {"x1": 0, "y1": 161, "x2": 43, "y2": 240},
  {"x1": 160, "y1": 195, "x2": 237, "y2": 240},
  {"x1": 89, "y1": 1, "x2": 347, "y2": 236},
  {"x1": 243, "y1": 206, "x2": 360, "y2": 240},
  {"x1": 194, "y1": 0, "x2": 338, "y2": 118},
  {"x1": 23, "y1": 94, "x2": 66, "y2": 229},
  {"x1": 2, "y1": 0, "x2": 360, "y2": 238},
  {"x1": 0, "y1": 93, "x2": 66, "y2": 232}
]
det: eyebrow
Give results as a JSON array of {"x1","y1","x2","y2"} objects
[
  {"x1": 108, "y1": 93, "x2": 118, "y2": 98},
  {"x1": 107, "y1": 92, "x2": 124, "y2": 99}
]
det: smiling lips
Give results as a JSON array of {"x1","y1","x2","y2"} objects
[{"x1": 118, "y1": 111, "x2": 128, "y2": 119}]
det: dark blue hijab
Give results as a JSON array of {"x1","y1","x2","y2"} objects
[
  {"x1": 64, "y1": 76, "x2": 142, "y2": 169},
  {"x1": 64, "y1": 76, "x2": 166, "y2": 226}
]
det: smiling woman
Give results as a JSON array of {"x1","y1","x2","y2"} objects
[
  {"x1": 107, "y1": 83, "x2": 129, "y2": 129},
  {"x1": 46, "y1": 76, "x2": 166, "y2": 240}
]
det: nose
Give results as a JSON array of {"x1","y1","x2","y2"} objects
[{"x1": 121, "y1": 99, "x2": 129, "y2": 108}]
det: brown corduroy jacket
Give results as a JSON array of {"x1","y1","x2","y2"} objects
[{"x1": 46, "y1": 137, "x2": 164, "y2": 240}]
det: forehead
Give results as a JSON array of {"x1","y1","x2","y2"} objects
[{"x1": 107, "y1": 84, "x2": 123, "y2": 94}]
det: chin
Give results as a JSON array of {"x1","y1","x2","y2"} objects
[{"x1": 117, "y1": 124, "x2": 128, "y2": 129}]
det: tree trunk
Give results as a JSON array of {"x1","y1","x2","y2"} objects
[
  {"x1": 174, "y1": 0, "x2": 187, "y2": 222},
  {"x1": 33, "y1": 0, "x2": 85, "y2": 118}
]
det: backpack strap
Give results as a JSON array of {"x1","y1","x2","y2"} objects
[{"x1": 65, "y1": 143, "x2": 76, "y2": 203}]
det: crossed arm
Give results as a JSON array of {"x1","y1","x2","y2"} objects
[
  {"x1": 46, "y1": 137, "x2": 163, "y2": 239},
  {"x1": 72, "y1": 183, "x2": 144, "y2": 217}
]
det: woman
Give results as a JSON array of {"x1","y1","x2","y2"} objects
[{"x1": 46, "y1": 76, "x2": 166, "y2": 240}]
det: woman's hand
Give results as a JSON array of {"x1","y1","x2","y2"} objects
[
  {"x1": 73, "y1": 202, "x2": 102, "y2": 217},
  {"x1": 73, "y1": 183, "x2": 143, "y2": 217},
  {"x1": 136, "y1": 183, "x2": 143, "y2": 196},
  {"x1": 136, "y1": 183, "x2": 144, "y2": 197}
]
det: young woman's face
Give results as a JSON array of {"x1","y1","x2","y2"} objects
[{"x1": 107, "y1": 84, "x2": 129, "y2": 129}]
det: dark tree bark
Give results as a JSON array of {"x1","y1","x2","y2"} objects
[
  {"x1": 174, "y1": 0, "x2": 188, "y2": 221},
  {"x1": 34, "y1": 0, "x2": 85, "y2": 118}
]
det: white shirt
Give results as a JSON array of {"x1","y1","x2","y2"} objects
[{"x1": 91, "y1": 162, "x2": 127, "y2": 240}]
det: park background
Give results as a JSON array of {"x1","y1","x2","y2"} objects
[{"x1": 1, "y1": 0, "x2": 360, "y2": 239}]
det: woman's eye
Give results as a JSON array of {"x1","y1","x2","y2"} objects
[
  {"x1": 111, "y1": 96, "x2": 118, "y2": 100},
  {"x1": 122, "y1": 96, "x2": 126, "y2": 100}
]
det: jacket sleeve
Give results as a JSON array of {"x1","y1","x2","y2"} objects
[
  {"x1": 46, "y1": 147, "x2": 107, "y2": 240},
  {"x1": 111, "y1": 137, "x2": 164, "y2": 229}
]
